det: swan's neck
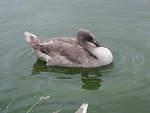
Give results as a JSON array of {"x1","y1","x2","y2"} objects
[
  {"x1": 78, "y1": 41, "x2": 98, "y2": 58},
  {"x1": 78, "y1": 41, "x2": 113, "y2": 65}
]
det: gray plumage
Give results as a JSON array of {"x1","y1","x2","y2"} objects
[{"x1": 24, "y1": 29, "x2": 113, "y2": 67}]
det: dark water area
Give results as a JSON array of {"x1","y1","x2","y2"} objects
[{"x1": 0, "y1": 0, "x2": 150, "y2": 113}]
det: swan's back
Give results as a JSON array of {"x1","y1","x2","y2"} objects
[{"x1": 37, "y1": 39, "x2": 90, "y2": 67}]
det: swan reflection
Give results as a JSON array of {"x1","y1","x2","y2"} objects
[{"x1": 32, "y1": 60, "x2": 112, "y2": 90}]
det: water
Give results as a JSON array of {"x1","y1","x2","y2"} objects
[{"x1": 0, "y1": 0, "x2": 150, "y2": 113}]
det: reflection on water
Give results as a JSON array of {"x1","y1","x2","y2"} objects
[
  {"x1": 81, "y1": 71, "x2": 101, "y2": 90},
  {"x1": 32, "y1": 60, "x2": 113, "y2": 90},
  {"x1": 0, "y1": 0, "x2": 150, "y2": 112}
]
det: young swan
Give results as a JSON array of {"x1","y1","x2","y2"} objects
[{"x1": 24, "y1": 29, "x2": 113, "y2": 67}]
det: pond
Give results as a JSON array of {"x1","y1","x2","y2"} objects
[{"x1": 0, "y1": 0, "x2": 150, "y2": 113}]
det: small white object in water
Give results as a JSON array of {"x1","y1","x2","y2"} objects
[
  {"x1": 75, "y1": 103, "x2": 88, "y2": 113},
  {"x1": 40, "y1": 96, "x2": 51, "y2": 101}
]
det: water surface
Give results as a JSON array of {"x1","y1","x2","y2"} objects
[{"x1": 0, "y1": 0, "x2": 150, "y2": 113}]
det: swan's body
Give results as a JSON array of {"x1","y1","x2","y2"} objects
[{"x1": 24, "y1": 29, "x2": 113, "y2": 67}]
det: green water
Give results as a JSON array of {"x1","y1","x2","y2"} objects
[{"x1": 1, "y1": 0, "x2": 150, "y2": 113}]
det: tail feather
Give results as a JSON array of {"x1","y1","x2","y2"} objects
[
  {"x1": 24, "y1": 31, "x2": 39, "y2": 46},
  {"x1": 24, "y1": 31, "x2": 38, "y2": 42}
]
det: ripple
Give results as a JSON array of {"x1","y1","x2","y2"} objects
[
  {"x1": 108, "y1": 39, "x2": 145, "y2": 77},
  {"x1": 1, "y1": 0, "x2": 150, "y2": 113},
  {"x1": 101, "y1": 38, "x2": 148, "y2": 98},
  {"x1": 7, "y1": 46, "x2": 34, "y2": 71}
]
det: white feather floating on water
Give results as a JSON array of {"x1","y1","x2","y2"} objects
[{"x1": 75, "y1": 103, "x2": 88, "y2": 113}]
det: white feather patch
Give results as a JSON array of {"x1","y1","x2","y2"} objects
[
  {"x1": 24, "y1": 31, "x2": 38, "y2": 43},
  {"x1": 93, "y1": 47, "x2": 113, "y2": 65},
  {"x1": 75, "y1": 103, "x2": 88, "y2": 113}
]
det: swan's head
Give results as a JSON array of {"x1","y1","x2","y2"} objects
[
  {"x1": 77, "y1": 29, "x2": 101, "y2": 47},
  {"x1": 77, "y1": 29, "x2": 113, "y2": 65}
]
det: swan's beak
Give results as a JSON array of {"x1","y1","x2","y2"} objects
[{"x1": 93, "y1": 40, "x2": 101, "y2": 47}]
